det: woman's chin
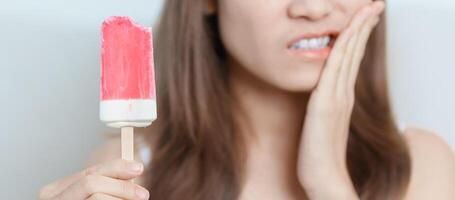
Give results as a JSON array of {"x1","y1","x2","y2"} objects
[
  {"x1": 271, "y1": 76, "x2": 320, "y2": 93},
  {"x1": 269, "y1": 64, "x2": 323, "y2": 93}
]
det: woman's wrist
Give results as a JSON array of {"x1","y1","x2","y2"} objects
[
  {"x1": 301, "y1": 170, "x2": 359, "y2": 200},
  {"x1": 304, "y1": 182, "x2": 359, "y2": 200}
]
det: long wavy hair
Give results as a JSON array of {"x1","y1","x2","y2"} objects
[{"x1": 140, "y1": 0, "x2": 411, "y2": 199}]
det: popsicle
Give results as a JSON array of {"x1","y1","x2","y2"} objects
[{"x1": 100, "y1": 16, "x2": 157, "y2": 162}]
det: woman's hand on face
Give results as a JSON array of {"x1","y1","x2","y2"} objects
[
  {"x1": 39, "y1": 159, "x2": 149, "y2": 200},
  {"x1": 297, "y1": 1, "x2": 385, "y2": 199}
]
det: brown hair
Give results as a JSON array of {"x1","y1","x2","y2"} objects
[{"x1": 140, "y1": 0, "x2": 411, "y2": 199}]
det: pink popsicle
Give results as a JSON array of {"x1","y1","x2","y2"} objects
[
  {"x1": 100, "y1": 16, "x2": 157, "y2": 128},
  {"x1": 101, "y1": 16, "x2": 155, "y2": 100}
]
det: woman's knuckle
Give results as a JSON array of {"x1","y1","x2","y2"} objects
[
  {"x1": 86, "y1": 193, "x2": 103, "y2": 200},
  {"x1": 80, "y1": 175, "x2": 98, "y2": 194},
  {"x1": 120, "y1": 181, "x2": 135, "y2": 197},
  {"x1": 84, "y1": 165, "x2": 101, "y2": 176}
]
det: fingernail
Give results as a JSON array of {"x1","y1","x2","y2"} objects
[
  {"x1": 128, "y1": 162, "x2": 143, "y2": 173},
  {"x1": 136, "y1": 187, "x2": 149, "y2": 199}
]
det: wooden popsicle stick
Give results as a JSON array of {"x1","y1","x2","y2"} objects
[
  {"x1": 121, "y1": 127, "x2": 134, "y2": 160},
  {"x1": 121, "y1": 127, "x2": 135, "y2": 182}
]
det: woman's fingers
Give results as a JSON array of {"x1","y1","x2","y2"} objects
[
  {"x1": 39, "y1": 159, "x2": 144, "y2": 200},
  {"x1": 39, "y1": 170, "x2": 87, "y2": 199},
  {"x1": 337, "y1": 1, "x2": 385, "y2": 101},
  {"x1": 337, "y1": 29, "x2": 360, "y2": 98},
  {"x1": 347, "y1": 16, "x2": 380, "y2": 89},
  {"x1": 317, "y1": 3, "x2": 375, "y2": 95},
  {"x1": 87, "y1": 193, "x2": 123, "y2": 200},
  {"x1": 82, "y1": 159, "x2": 144, "y2": 180},
  {"x1": 336, "y1": 2, "x2": 382, "y2": 90},
  {"x1": 348, "y1": 5, "x2": 385, "y2": 89},
  {"x1": 316, "y1": 24, "x2": 353, "y2": 95},
  {"x1": 55, "y1": 175, "x2": 149, "y2": 200}
]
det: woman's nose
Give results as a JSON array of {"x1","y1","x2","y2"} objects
[{"x1": 288, "y1": 0, "x2": 333, "y2": 21}]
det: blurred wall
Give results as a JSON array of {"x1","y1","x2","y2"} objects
[
  {"x1": 387, "y1": 1, "x2": 455, "y2": 146},
  {"x1": 1, "y1": 0, "x2": 454, "y2": 199}
]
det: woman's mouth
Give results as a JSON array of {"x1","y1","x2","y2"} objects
[
  {"x1": 289, "y1": 35, "x2": 331, "y2": 50},
  {"x1": 287, "y1": 32, "x2": 339, "y2": 61}
]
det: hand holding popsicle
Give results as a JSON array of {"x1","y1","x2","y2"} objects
[
  {"x1": 39, "y1": 16, "x2": 155, "y2": 200},
  {"x1": 297, "y1": 2, "x2": 385, "y2": 199},
  {"x1": 38, "y1": 159, "x2": 149, "y2": 200}
]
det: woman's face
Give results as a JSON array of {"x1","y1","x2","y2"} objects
[{"x1": 217, "y1": 0, "x2": 372, "y2": 92}]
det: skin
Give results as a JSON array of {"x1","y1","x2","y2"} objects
[{"x1": 39, "y1": 0, "x2": 455, "y2": 199}]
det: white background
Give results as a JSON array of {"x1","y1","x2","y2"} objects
[{"x1": 1, "y1": 0, "x2": 454, "y2": 199}]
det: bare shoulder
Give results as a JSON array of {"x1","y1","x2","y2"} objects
[{"x1": 402, "y1": 125, "x2": 455, "y2": 200}]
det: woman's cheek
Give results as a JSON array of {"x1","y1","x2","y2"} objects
[{"x1": 218, "y1": 7, "x2": 272, "y2": 66}]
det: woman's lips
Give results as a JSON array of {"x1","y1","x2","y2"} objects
[{"x1": 287, "y1": 46, "x2": 333, "y2": 61}]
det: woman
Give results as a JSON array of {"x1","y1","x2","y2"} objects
[{"x1": 39, "y1": 0, "x2": 455, "y2": 199}]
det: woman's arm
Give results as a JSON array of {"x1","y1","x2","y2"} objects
[{"x1": 403, "y1": 126, "x2": 455, "y2": 200}]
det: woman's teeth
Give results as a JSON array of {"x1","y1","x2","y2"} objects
[{"x1": 290, "y1": 36, "x2": 331, "y2": 50}]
